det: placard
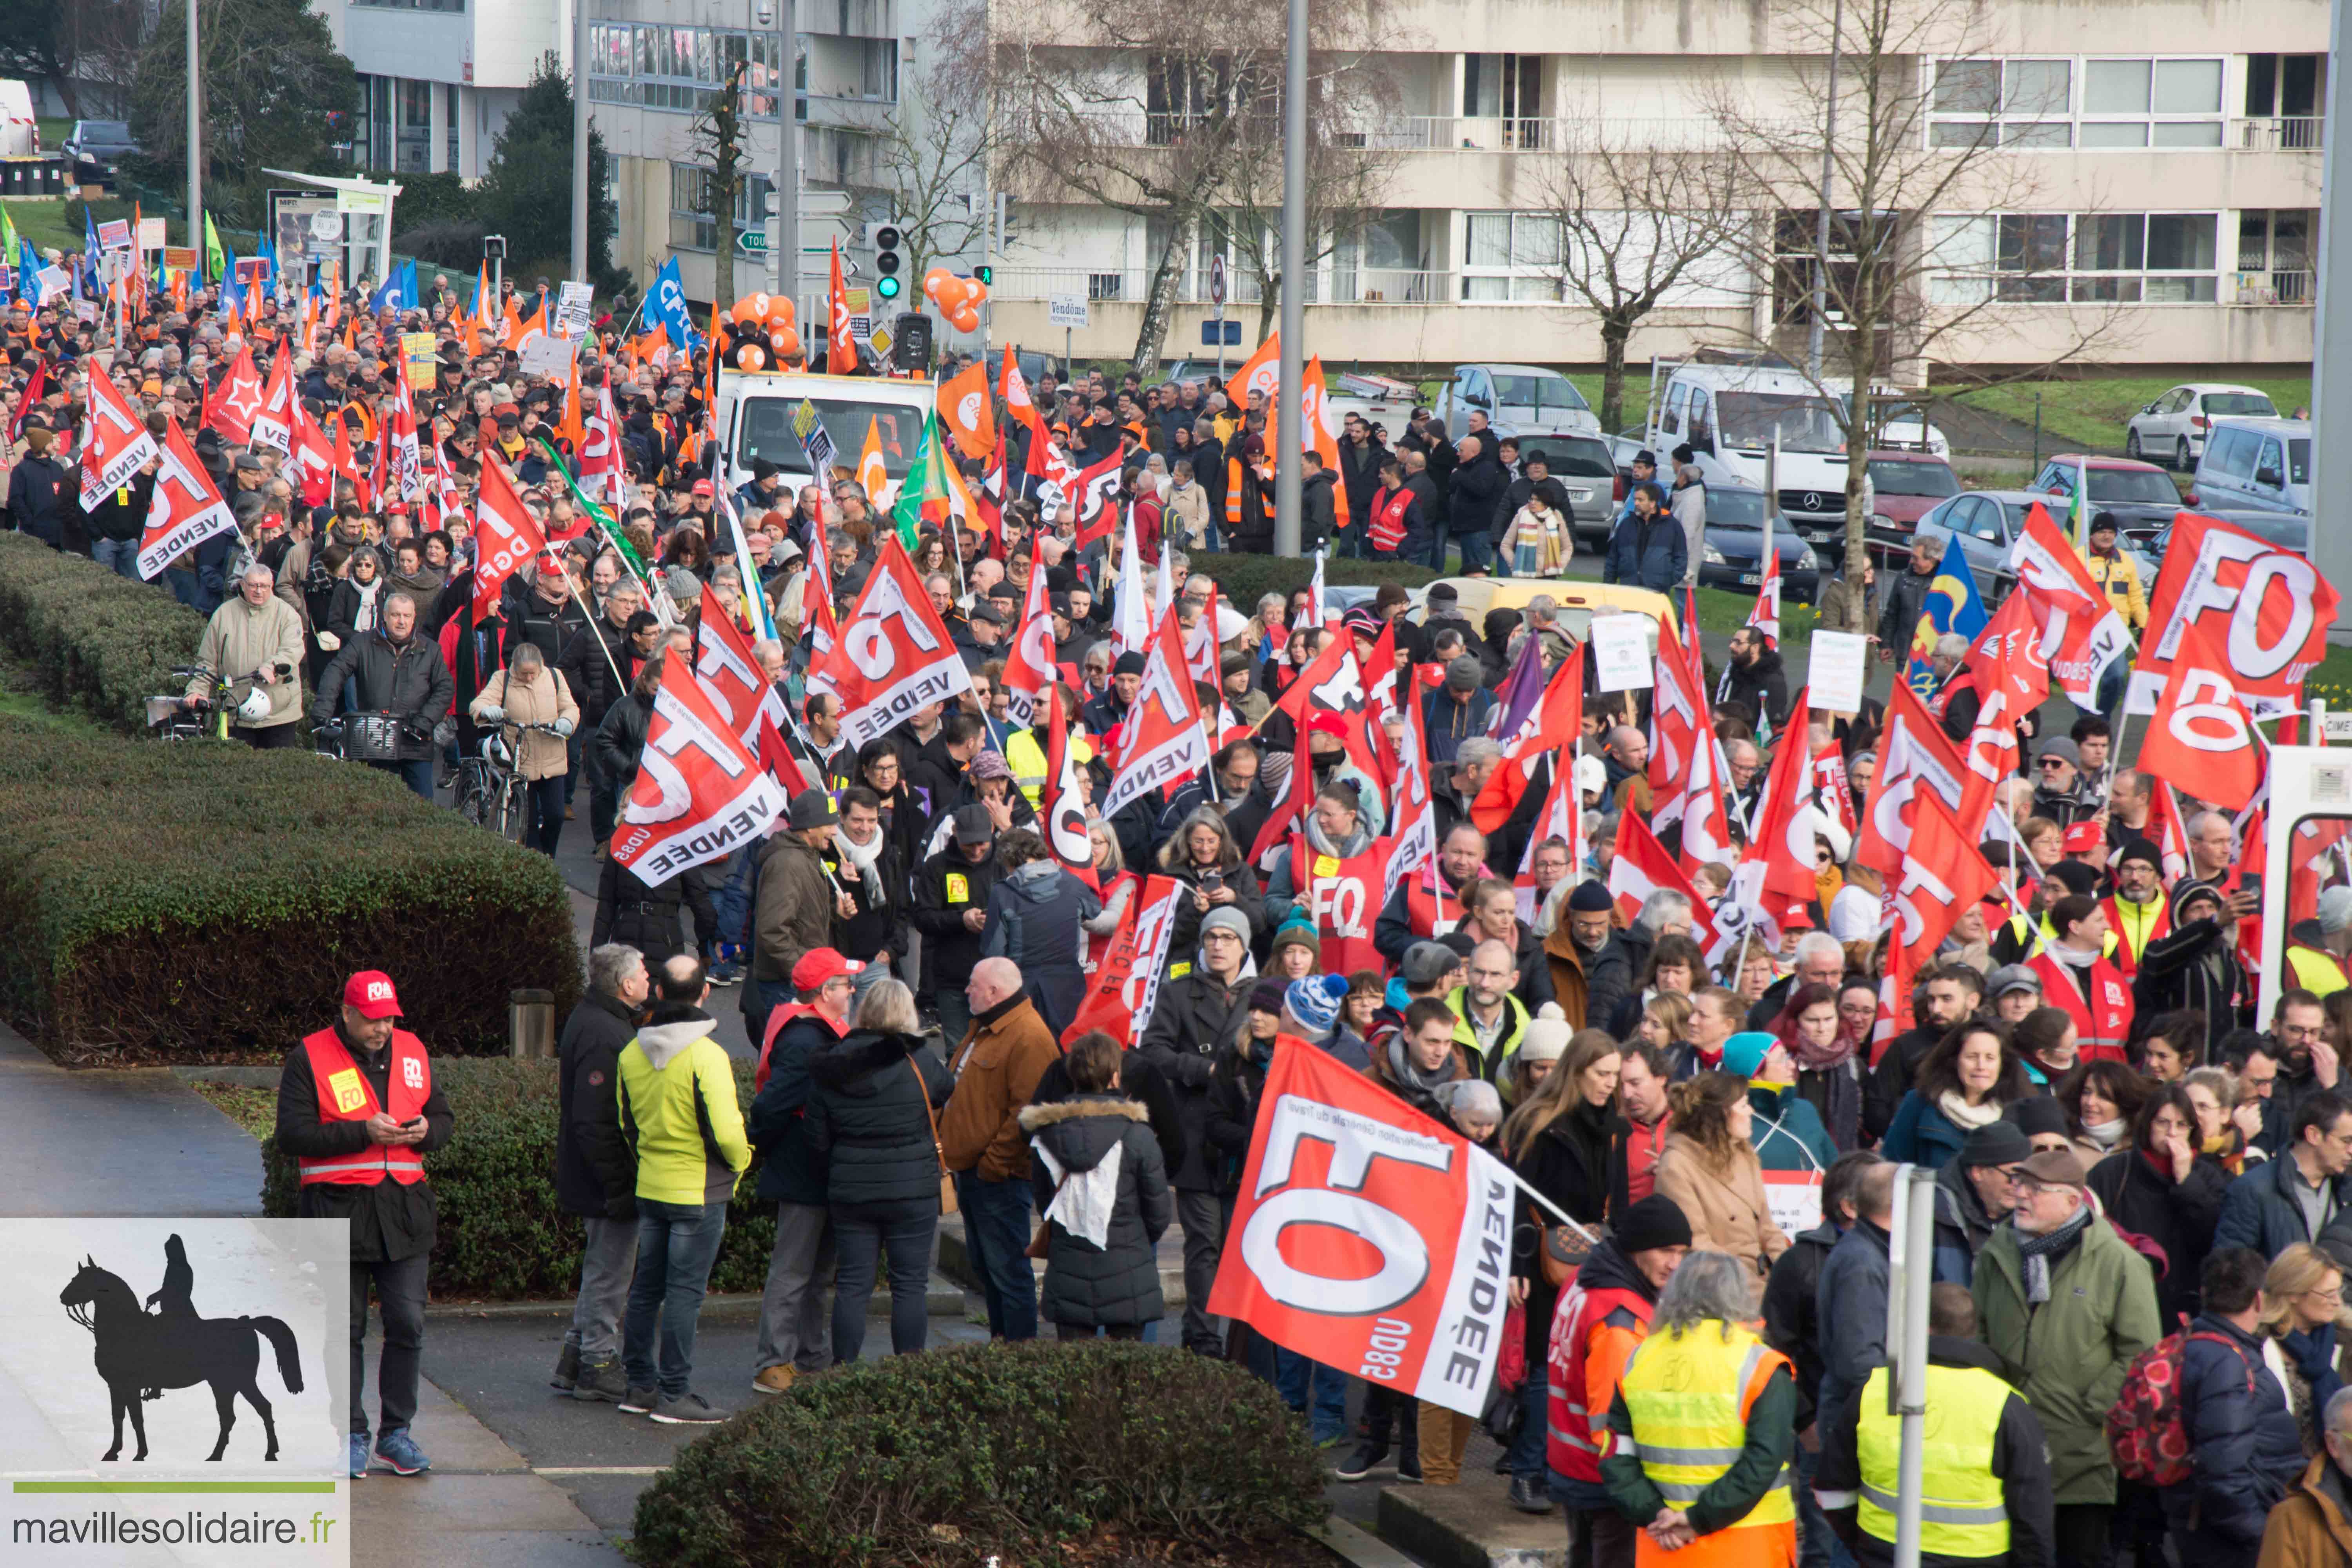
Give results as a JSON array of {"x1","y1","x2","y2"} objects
[
  {"x1": 1049, "y1": 293, "x2": 1091, "y2": 329},
  {"x1": 555, "y1": 280, "x2": 593, "y2": 339},
  {"x1": 519, "y1": 332, "x2": 577, "y2": 380},
  {"x1": 96, "y1": 219, "x2": 130, "y2": 252},
  {"x1": 138, "y1": 217, "x2": 168, "y2": 252},
  {"x1": 402, "y1": 331, "x2": 439, "y2": 390},
  {"x1": 1589, "y1": 612, "x2": 1653, "y2": 692},
  {"x1": 1808, "y1": 630, "x2": 1870, "y2": 715},
  {"x1": 793, "y1": 397, "x2": 837, "y2": 475},
  {"x1": 162, "y1": 246, "x2": 198, "y2": 270},
  {"x1": 1763, "y1": 1170, "x2": 1823, "y2": 1237}
]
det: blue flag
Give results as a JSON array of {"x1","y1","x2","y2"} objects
[
  {"x1": 368, "y1": 269, "x2": 406, "y2": 314},
  {"x1": 398, "y1": 259, "x2": 418, "y2": 310},
  {"x1": 82, "y1": 209, "x2": 100, "y2": 277},
  {"x1": 648, "y1": 256, "x2": 698, "y2": 351},
  {"x1": 1904, "y1": 530, "x2": 1990, "y2": 697}
]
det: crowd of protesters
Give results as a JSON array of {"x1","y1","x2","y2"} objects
[{"x1": 20, "y1": 263, "x2": 2352, "y2": 1564}]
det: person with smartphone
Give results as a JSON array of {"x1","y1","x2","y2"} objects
[{"x1": 273, "y1": 971, "x2": 454, "y2": 1482}]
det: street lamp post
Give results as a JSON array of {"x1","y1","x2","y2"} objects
[
  {"x1": 762, "y1": 0, "x2": 798, "y2": 309},
  {"x1": 1271, "y1": 0, "x2": 1306, "y2": 558}
]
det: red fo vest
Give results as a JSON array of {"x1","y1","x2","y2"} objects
[
  {"x1": 2101, "y1": 893, "x2": 2172, "y2": 977},
  {"x1": 1546, "y1": 1281, "x2": 1653, "y2": 1482},
  {"x1": 2028, "y1": 949, "x2": 2134, "y2": 1060},
  {"x1": 297, "y1": 1027, "x2": 431, "y2": 1186},
  {"x1": 1924, "y1": 669, "x2": 1977, "y2": 721},
  {"x1": 1291, "y1": 831, "x2": 1393, "y2": 977},
  {"x1": 1403, "y1": 867, "x2": 1467, "y2": 941},
  {"x1": 1369, "y1": 486, "x2": 1413, "y2": 554},
  {"x1": 755, "y1": 1003, "x2": 850, "y2": 1092}
]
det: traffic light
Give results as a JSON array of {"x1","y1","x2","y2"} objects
[
  {"x1": 973, "y1": 264, "x2": 993, "y2": 285},
  {"x1": 895, "y1": 311, "x2": 934, "y2": 372},
  {"x1": 873, "y1": 223, "x2": 903, "y2": 300}
]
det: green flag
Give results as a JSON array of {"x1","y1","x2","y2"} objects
[
  {"x1": 534, "y1": 433, "x2": 650, "y2": 585},
  {"x1": 889, "y1": 410, "x2": 952, "y2": 552},
  {"x1": 203, "y1": 213, "x2": 228, "y2": 289},
  {"x1": 0, "y1": 207, "x2": 18, "y2": 263}
]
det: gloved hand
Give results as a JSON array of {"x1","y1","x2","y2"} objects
[
  {"x1": 315, "y1": 631, "x2": 341, "y2": 651},
  {"x1": 551, "y1": 716, "x2": 575, "y2": 738},
  {"x1": 477, "y1": 704, "x2": 506, "y2": 724},
  {"x1": 432, "y1": 718, "x2": 456, "y2": 749},
  {"x1": 401, "y1": 716, "x2": 430, "y2": 741}
]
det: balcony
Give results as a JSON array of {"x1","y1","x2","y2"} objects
[
  {"x1": 2234, "y1": 270, "x2": 2314, "y2": 304},
  {"x1": 2230, "y1": 116, "x2": 2324, "y2": 151},
  {"x1": 1357, "y1": 115, "x2": 1769, "y2": 153}
]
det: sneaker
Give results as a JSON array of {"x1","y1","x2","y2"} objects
[
  {"x1": 571, "y1": 1357, "x2": 628, "y2": 1403},
  {"x1": 708, "y1": 963, "x2": 742, "y2": 987},
  {"x1": 348, "y1": 1433, "x2": 370, "y2": 1480},
  {"x1": 549, "y1": 1342, "x2": 581, "y2": 1392},
  {"x1": 752, "y1": 1366, "x2": 796, "y2": 1395},
  {"x1": 649, "y1": 1390, "x2": 725, "y2": 1425},
  {"x1": 618, "y1": 1385, "x2": 659, "y2": 1415},
  {"x1": 1397, "y1": 1448, "x2": 1423, "y2": 1485},
  {"x1": 373, "y1": 1428, "x2": 430, "y2": 1476},
  {"x1": 1333, "y1": 1439, "x2": 1388, "y2": 1483},
  {"x1": 1508, "y1": 1472, "x2": 1554, "y2": 1514}
]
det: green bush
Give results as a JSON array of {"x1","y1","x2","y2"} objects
[
  {"x1": 0, "y1": 535, "x2": 211, "y2": 732},
  {"x1": 0, "y1": 715, "x2": 581, "y2": 1062},
  {"x1": 631, "y1": 1342, "x2": 1330, "y2": 1567},
  {"x1": 261, "y1": 1058, "x2": 777, "y2": 1300},
  {"x1": 1202, "y1": 553, "x2": 1439, "y2": 612}
]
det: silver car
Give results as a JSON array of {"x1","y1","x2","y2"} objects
[{"x1": 2189, "y1": 417, "x2": 2311, "y2": 516}]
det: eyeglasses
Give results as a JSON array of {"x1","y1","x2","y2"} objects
[{"x1": 2038, "y1": 759, "x2": 2069, "y2": 771}]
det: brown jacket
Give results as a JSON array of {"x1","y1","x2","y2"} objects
[
  {"x1": 752, "y1": 834, "x2": 835, "y2": 984},
  {"x1": 1653, "y1": 1131, "x2": 1789, "y2": 1304},
  {"x1": 1545, "y1": 923, "x2": 1588, "y2": 1029},
  {"x1": 938, "y1": 995, "x2": 1061, "y2": 1181},
  {"x1": 2259, "y1": 1455, "x2": 2352, "y2": 1568}
]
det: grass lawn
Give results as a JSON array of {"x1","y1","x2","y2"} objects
[
  {"x1": 35, "y1": 118, "x2": 70, "y2": 150},
  {"x1": 189, "y1": 1081, "x2": 274, "y2": 1142},
  {"x1": 0, "y1": 195, "x2": 141, "y2": 257},
  {"x1": 1942, "y1": 375, "x2": 2312, "y2": 456}
]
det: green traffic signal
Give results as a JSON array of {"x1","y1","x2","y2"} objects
[
  {"x1": 877, "y1": 275, "x2": 902, "y2": 299},
  {"x1": 974, "y1": 265, "x2": 993, "y2": 285}
]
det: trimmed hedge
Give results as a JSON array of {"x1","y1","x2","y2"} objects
[
  {"x1": 0, "y1": 534, "x2": 211, "y2": 733},
  {"x1": 261, "y1": 1058, "x2": 776, "y2": 1300},
  {"x1": 0, "y1": 715, "x2": 581, "y2": 1062},
  {"x1": 631, "y1": 1342, "x2": 1330, "y2": 1567},
  {"x1": 1200, "y1": 553, "x2": 1439, "y2": 612}
]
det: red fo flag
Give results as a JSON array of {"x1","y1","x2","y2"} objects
[
  {"x1": 1952, "y1": 590, "x2": 2049, "y2": 839},
  {"x1": 611, "y1": 654, "x2": 793, "y2": 883},
  {"x1": 249, "y1": 349, "x2": 297, "y2": 457},
  {"x1": 2006, "y1": 502, "x2": 2134, "y2": 706},
  {"x1": 1893, "y1": 788, "x2": 1999, "y2": 974},
  {"x1": 1744, "y1": 546, "x2": 1782, "y2": 649},
  {"x1": 1609, "y1": 809, "x2": 1718, "y2": 950},
  {"x1": 203, "y1": 345, "x2": 266, "y2": 446},
  {"x1": 2131, "y1": 510, "x2": 2339, "y2": 720},
  {"x1": 1100, "y1": 608, "x2": 1211, "y2": 820},
  {"x1": 470, "y1": 457, "x2": 552, "y2": 624},
  {"x1": 79, "y1": 367, "x2": 160, "y2": 511},
  {"x1": 2136, "y1": 619, "x2": 2268, "y2": 812},
  {"x1": 136, "y1": 419, "x2": 240, "y2": 580},
  {"x1": 1042, "y1": 685, "x2": 1100, "y2": 892},
  {"x1": 1000, "y1": 532, "x2": 1057, "y2": 729},
  {"x1": 1853, "y1": 680, "x2": 1966, "y2": 876},
  {"x1": 1269, "y1": 628, "x2": 1384, "y2": 785},
  {"x1": 1206, "y1": 1038, "x2": 1520, "y2": 1420},
  {"x1": 696, "y1": 588, "x2": 791, "y2": 750},
  {"x1": 1811, "y1": 742, "x2": 1855, "y2": 840},
  {"x1": 807, "y1": 535, "x2": 976, "y2": 750},
  {"x1": 1474, "y1": 642, "x2": 1584, "y2": 836},
  {"x1": 1385, "y1": 675, "x2": 1439, "y2": 911},
  {"x1": 1069, "y1": 447, "x2": 1125, "y2": 549},
  {"x1": 1748, "y1": 691, "x2": 1818, "y2": 903},
  {"x1": 1063, "y1": 874, "x2": 1184, "y2": 1047},
  {"x1": 1647, "y1": 615, "x2": 1706, "y2": 831}
]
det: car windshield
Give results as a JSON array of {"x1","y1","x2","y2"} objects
[
  {"x1": 1867, "y1": 459, "x2": 1959, "y2": 498},
  {"x1": 2289, "y1": 439, "x2": 2311, "y2": 484},
  {"x1": 1708, "y1": 490, "x2": 1769, "y2": 527},
  {"x1": 2086, "y1": 469, "x2": 2180, "y2": 505},
  {"x1": 1493, "y1": 374, "x2": 1589, "y2": 419},
  {"x1": 82, "y1": 122, "x2": 131, "y2": 141},
  {"x1": 1539, "y1": 439, "x2": 1613, "y2": 479},
  {"x1": 2202, "y1": 392, "x2": 2277, "y2": 418},
  {"x1": 737, "y1": 396, "x2": 924, "y2": 477},
  {"x1": 1716, "y1": 392, "x2": 1847, "y2": 455}
]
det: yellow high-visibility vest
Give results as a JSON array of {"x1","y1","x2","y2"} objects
[
  {"x1": 1617, "y1": 1322, "x2": 1796, "y2": 1533},
  {"x1": 1854, "y1": 1362, "x2": 2012, "y2": 1559}
]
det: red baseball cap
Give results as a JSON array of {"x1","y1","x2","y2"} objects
[
  {"x1": 343, "y1": 971, "x2": 403, "y2": 1018},
  {"x1": 691, "y1": 478, "x2": 715, "y2": 498},
  {"x1": 790, "y1": 948, "x2": 864, "y2": 992},
  {"x1": 2063, "y1": 821, "x2": 2103, "y2": 855}
]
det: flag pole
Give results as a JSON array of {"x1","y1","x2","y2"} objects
[
  {"x1": 1513, "y1": 1173, "x2": 1599, "y2": 1244},
  {"x1": 551, "y1": 552, "x2": 628, "y2": 695}
]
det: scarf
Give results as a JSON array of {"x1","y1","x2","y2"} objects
[
  {"x1": 1385, "y1": 1035, "x2": 1457, "y2": 1099},
  {"x1": 2204, "y1": 1128, "x2": 2250, "y2": 1175},
  {"x1": 351, "y1": 575, "x2": 383, "y2": 632},
  {"x1": 832, "y1": 824, "x2": 887, "y2": 906},
  {"x1": 1936, "y1": 1090, "x2": 2004, "y2": 1132},
  {"x1": 2080, "y1": 1118, "x2": 2128, "y2": 1154},
  {"x1": 2014, "y1": 1200, "x2": 2093, "y2": 1304},
  {"x1": 1790, "y1": 1026, "x2": 1855, "y2": 1074}
]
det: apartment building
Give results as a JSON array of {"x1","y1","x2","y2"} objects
[
  {"x1": 981, "y1": 0, "x2": 2325, "y2": 374},
  {"x1": 323, "y1": 0, "x2": 557, "y2": 180}
]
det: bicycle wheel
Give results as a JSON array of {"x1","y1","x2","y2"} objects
[
  {"x1": 455, "y1": 764, "x2": 492, "y2": 829},
  {"x1": 495, "y1": 775, "x2": 528, "y2": 845}
]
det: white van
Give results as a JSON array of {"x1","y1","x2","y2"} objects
[
  {"x1": 1642, "y1": 354, "x2": 1947, "y2": 537},
  {"x1": 0, "y1": 80, "x2": 38, "y2": 158},
  {"x1": 712, "y1": 370, "x2": 939, "y2": 505}
]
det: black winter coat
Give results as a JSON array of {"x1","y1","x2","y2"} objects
[
  {"x1": 559, "y1": 614, "x2": 645, "y2": 731},
  {"x1": 1875, "y1": 564, "x2": 1938, "y2": 654},
  {"x1": 806, "y1": 1029, "x2": 952, "y2": 1209},
  {"x1": 502, "y1": 580, "x2": 587, "y2": 670},
  {"x1": 596, "y1": 688, "x2": 655, "y2": 793},
  {"x1": 1136, "y1": 967, "x2": 1251, "y2": 1191},
  {"x1": 1762, "y1": 1223, "x2": 1838, "y2": 1427},
  {"x1": 1446, "y1": 444, "x2": 1507, "y2": 536},
  {"x1": 981, "y1": 861, "x2": 1101, "y2": 1038},
  {"x1": 1337, "y1": 434, "x2": 1387, "y2": 522},
  {"x1": 593, "y1": 855, "x2": 686, "y2": 961},
  {"x1": 1717, "y1": 648, "x2": 1791, "y2": 730},
  {"x1": 2087, "y1": 1147, "x2": 2230, "y2": 1326},
  {"x1": 1031, "y1": 1049, "x2": 1189, "y2": 1180},
  {"x1": 1300, "y1": 468, "x2": 1338, "y2": 550},
  {"x1": 1509, "y1": 1096, "x2": 1622, "y2": 1361},
  {"x1": 312, "y1": 629, "x2": 453, "y2": 759},
  {"x1": 2131, "y1": 915, "x2": 2252, "y2": 1053},
  {"x1": 1021, "y1": 1095, "x2": 1171, "y2": 1328},
  {"x1": 556, "y1": 989, "x2": 641, "y2": 1219},
  {"x1": 749, "y1": 1011, "x2": 847, "y2": 1208},
  {"x1": 2168, "y1": 1314, "x2": 2309, "y2": 1551},
  {"x1": 83, "y1": 469, "x2": 153, "y2": 543},
  {"x1": 909, "y1": 846, "x2": 1005, "y2": 991},
  {"x1": 1205, "y1": 1040, "x2": 1272, "y2": 1194}
]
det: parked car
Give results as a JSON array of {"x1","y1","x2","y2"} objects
[
  {"x1": 62, "y1": 120, "x2": 137, "y2": 188},
  {"x1": 2121, "y1": 506, "x2": 2309, "y2": 587},
  {"x1": 2125, "y1": 383, "x2": 2279, "y2": 469},
  {"x1": 1522, "y1": 432, "x2": 1622, "y2": 553},
  {"x1": 2027, "y1": 455, "x2": 2182, "y2": 541},
  {"x1": 1433, "y1": 363, "x2": 1601, "y2": 441},
  {"x1": 1696, "y1": 486, "x2": 1823, "y2": 604},
  {"x1": 2187, "y1": 417, "x2": 2311, "y2": 516},
  {"x1": 1864, "y1": 450, "x2": 1963, "y2": 535},
  {"x1": 1881, "y1": 489, "x2": 2055, "y2": 599}
]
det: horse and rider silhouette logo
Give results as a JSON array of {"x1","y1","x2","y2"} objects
[{"x1": 58, "y1": 1234, "x2": 305, "y2": 1464}]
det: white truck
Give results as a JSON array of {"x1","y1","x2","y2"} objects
[
  {"x1": 1640, "y1": 353, "x2": 1947, "y2": 540},
  {"x1": 711, "y1": 369, "x2": 939, "y2": 505}
]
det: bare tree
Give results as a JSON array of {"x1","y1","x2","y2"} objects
[
  {"x1": 871, "y1": 3, "x2": 1001, "y2": 293},
  {"x1": 982, "y1": 0, "x2": 1392, "y2": 372},
  {"x1": 691, "y1": 62, "x2": 753, "y2": 311},
  {"x1": 1534, "y1": 124, "x2": 1752, "y2": 433},
  {"x1": 1702, "y1": 0, "x2": 2138, "y2": 568}
]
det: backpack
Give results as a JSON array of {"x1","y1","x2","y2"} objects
[{"x1": 2107, "y1": 1327, "x2": 2255, "y2": 1486}]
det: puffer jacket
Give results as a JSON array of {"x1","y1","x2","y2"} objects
[
  {"x1": 555, "y1": 988, "x2": 641, "y2": 1219},
  {"x1": 806, "y1": 1029, "x2": 952, "y2": 1209},
  {"x1": 1601, "y1": 510, "x2": 1686, "y2": 592},
  {"x1": 1020, "y1": 1094, "x2": 1171, "y2": 1328},
  {"x1": 593, "y1": 855, "x2": 686, "y2": 962},
  {"x1": 2217, "y1": 1146, "x2": 2352, "y2": 1258},
  {"x1": 981, "y1": 860, "x2": 1102, "y2": 1038},
  {"x1": 595, "y1": 687, "x2": 656, "y2": 795},
  {"x1": 312, "y1": 626, "x2": 453, "y2": 758},
  {"x1": 2167, "y1": 1313, "x2": 2308, "y2": 1552},
  {"x1": 470, "y1": 665, "x2": 579, "y2": 780},
  {"x1": 615, "y1": 1002, "x2": 751, "y2": 1206},
  {"x1": 748, "y1": 1007, "x2": 849, "y2": 1208}
]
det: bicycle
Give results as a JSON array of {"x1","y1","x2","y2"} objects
[
  {"x1": 145, "y1": 664, "x2": 292, "y2": 742},
  {"x1": 456, "y1": 721, "x2": 566, "y2": 844}
]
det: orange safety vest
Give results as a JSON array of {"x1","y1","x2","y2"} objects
[
  {"x1": 1226, "y1": 455, "x2": 1245, "y2": 525},
  {"x1": 2028, "y1": 949, "x2": 2134, "y2": 1062},
  {"x1": 296, "y1": 1027, "x2": 431, "y2": 1185}
]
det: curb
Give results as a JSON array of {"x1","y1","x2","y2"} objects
[
  {"x1": 1308, "y1": 1514, "x2": 1425, "y2": 1568},
  {"x1": 1374, "y1": 1471, "x2": 1566, "y2": 1568}
]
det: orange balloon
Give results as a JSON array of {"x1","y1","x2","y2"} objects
[
  {"x1": 922, "y1": 267, "x2": 955, "y2": 304},
  {"x1": 732, "y1": 297, "x2": 760, "y2": 324},
  {"x1": 746, "y1": 291, "x2": 773, "y2": 321},
  {"x1": 949, "y1": 305, "x2": 980, "y2": 334},
  {"x1": 773, "y1": 326, "x2": 801, "y2": 361},
  {"x1": 737, "y1": 343, "x2": 768, "y2": 370},
  {"x1": 765, "y1": 299, "x2": 795, "y2": 330}
]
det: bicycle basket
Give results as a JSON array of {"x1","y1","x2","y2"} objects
[{"x1": 343, "y1": 711, "x2": 406, "y2": 762}]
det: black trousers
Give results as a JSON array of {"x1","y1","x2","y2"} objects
[
  {"x1": 2054, "y1": 1503, "x2": 2113, "y2": 1568},
  {"x1": 350, "y1": 1253, "x2": 430, "y2": 1436},
  {"x1": 239, "y1": 723, "x2": 304, "y2": 749}
]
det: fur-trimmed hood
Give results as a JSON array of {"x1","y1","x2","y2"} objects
[{"x1": 1020, "y1": 1094, "x2": 1150, "y2": 1174}]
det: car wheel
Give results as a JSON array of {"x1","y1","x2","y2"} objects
[
  {"x1": 2125, "y1": 430, "x2": 2142, "y2": 461},
  {"x1": 2176, "y1": 438, "x2": 2192, "y2": 471}
]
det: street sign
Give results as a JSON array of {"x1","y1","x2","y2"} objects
[
  {"x1": 739, "y1": 228, "x2": 768, "y2": 253},
  {"x1": 1200, "y1": 319, "x2": 1241, "y2": 346},
  {"x1": 1209, "y1": 255, "x2": 1227, "y2": 306},
  {"x1": 1048, "y1": 293, "x2": 1090, "y2": 329},
  {"x1": 870, "y1": 323, "x2": 894, "y2": 359}
]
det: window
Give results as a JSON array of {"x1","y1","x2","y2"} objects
[
  {"x1": 592, "y1": 21, "x2": 809, "y2": 114},
  {"x1": 1459, "y1": 211, "x2": 1562, "y2": 301},
  {"x1": 367, "y1": 76, "x2": 392, "y2": 172},
  {"x1": 1933, "y1": 211, "x2": 2219, "y2": 302},
  {"x1": 350, "y1": 0, "x2": 463, "y2": 12},
  {"x1": 1931, "y1": 57, "x2": 2223, "y2": 150},
  {"x1": 669, "y1": 163, "x2": 777, "y2": 252},
  {"x1": 445, "y1": 84, "x2": 460, "y2": 172}
]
